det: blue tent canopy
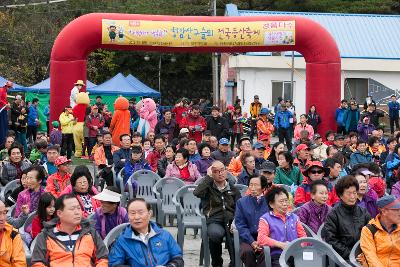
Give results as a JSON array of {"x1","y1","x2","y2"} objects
[
  {"x1": 125, "y1": 74, "x2": 160, "y2": 98},
  {"x1": 11, "y1": 78, "x2": 96, "y2": 93},
  {"x1": 0, "y1": 75, "x2": 24, "y2": 89}
]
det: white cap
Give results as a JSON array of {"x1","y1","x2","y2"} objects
[
  {"x1": 179, "y1": 128, "x2": 189, "y2": 134},
  {"x1": 92, "y1": 189, "x2": 121, "y2": 203}
]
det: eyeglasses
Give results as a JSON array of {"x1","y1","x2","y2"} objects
[{"x1": 310, "y1": 170, "x2": 324, "y2": 174}]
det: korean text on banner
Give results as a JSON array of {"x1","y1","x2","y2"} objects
[{"x1": 101, "y1": 20, "x2": 295, "y2": 47}]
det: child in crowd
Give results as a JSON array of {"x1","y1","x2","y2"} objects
[
  {"x1": 31, "y1": 192, "x2": 56, "y2": 239},
  {"x1": 297, "y1": 180, "x2": 331, "y2": 234},
  {"x1": 143, "y1": 138, "x2": 153, "y2": 159},
  {"x1": 49, "y1": 121, "x2": 62, "y2": 146}
]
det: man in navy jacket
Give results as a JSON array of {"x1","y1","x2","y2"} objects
[{"x1": 388, "y1": 94, "x2": 400, "y2": 134}]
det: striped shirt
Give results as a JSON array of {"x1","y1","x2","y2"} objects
[{"x1": 54, "y1": 224, "x2": 82, "y2": 251}]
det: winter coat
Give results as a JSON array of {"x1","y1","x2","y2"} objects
[
  {"x1": 31, "y1": 218, "x2": 108, "y2": 267},
  {"x1": 154, "y1": 118, "x2": 179, "y2": 142},
  {"x1": 94, "y1": 207, "x2": 128, "y2": 239},
  {"x1": 112, "y1": 148, "x2": 131, "y2": 175},
  {"x1": 321, "y1": 201, "x2": 371, "y2": 259},
  {"x1": 124, "y1": 159, "x2": 152, "y2": 183},
  {"x1": 45, "y1": 171, "x2": 71, "y2": 198},
  {"x1": 256, "y1": 117, "x2": 274, "y2": 142},
  {"x1": 307, "y1": 112, "x2": 321, "y2": 132},
  {"x1": 344, "y1": 108, "x2": 360, "y2": 132},
  {"x1": 93, "y1": 145, "x2": 119, "y2": 166},
  {"x1": 165, "y1": 161, "x2": 202, "y2": 184},
  {"x1": 350, "y1": 151, "x2": 373, "y2": 167},
  {"x1": 294, "y1": 178, "x2": 338, "y2": 207},
  {"x1": 211, "y1": 149, "x2": 236, "y2": 167},
  {"x1": 294, "y1": 123, "x2": 315, "y2": 141},
  {"x1": 360, "y1": 215, "x2": 400, "y2": 267},
  {"x1": 194, "y1": 175, "x2": 241, "y2": 223},
  {"x1": 357, "y1": 123, "x2": 375, "y2": 143},
  {"x1": 146, "y1": 149, "x2": 165, "y2": 172},
  {"x1": 250, "y1": 102, "x2": 262, "y2": 118},
  {"x1": 108, "y1": 221, "x2": 183, "y2": 267},
  {"x1": 237, "y1": 168, "x2": 259, "y2": 186},
  {"x1": 59, "y1": 112, "x2": 74, "y2": 134},
  {"x1": 335, "y1": 107, "x2": 347, "y2": 126},
  {"x1": 274, "y1": 166, "x2": 303, "y2": 187},
  {"x1": 1, "y1": 159, "x2": 32, "y2": 186},
  {"x1": 235, "y1": 195, "x2": 269, "y2": 244},
  {"x1": 194, "y1": 157, "x2": 214, "y2": 177},
  {"x1": 59, "y1": 185, "x2": 101, "y2": 217},
  {"x1": 357, "y1": 193, "x2": 379, "y2": 218},
  {"x1": 392, "y1": 181, "x2": 400, "y2": 198},
  {"x1": 15, "y1": 187, "x2": 45, "y2": 218},
  {"x1": 206, "y1": 116, "x2": 229, "y2": 140},
  {"x1": 85, "y1": 113, "x2": 105, "y2": 137},
  {"x1": 274, "y1": 110, "x2": 292, "y2": 129},
  {"x1": 180, "y1": 113, "x2": 207, "y2": 143},
  {"x1": 0, "y1": 223, "x2": 26, "y2": 267},
  {"x1": 27, "y1": 105, "x2": 38, "y2": 126},
  {"x1": 388, "y1": 101, "x2": 400, "y2": 118},
  {"x1": 364, "y1": 110, "x2": 384, "y2": 127},
  {"x1": 297, "y1": 200, "x2": 331, "y2": 234}
]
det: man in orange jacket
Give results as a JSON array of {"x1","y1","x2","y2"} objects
[
  {"x1": 0, "y1": 200, "x2": 26, "y2": 267},
  {"x1": 360, "y1": 195, "x2": 400, "y2": 267},
  {"x1": 228, "y1": 136, "x2": 253, "y2": 176}
]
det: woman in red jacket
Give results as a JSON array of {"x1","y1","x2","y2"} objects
[{"x1": 31, "y1": 192, "x2": 56, "y2": 239}]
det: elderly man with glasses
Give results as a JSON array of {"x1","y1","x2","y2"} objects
[{"x1": 194, "y1": 161, "x2": 241, "y2": 267}]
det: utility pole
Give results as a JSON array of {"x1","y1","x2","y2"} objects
[
  {"x1": 211, "y1": 0, "x2": 219, "y2": 105},
  {"x1": 290, "y1": 51, "x2": 295, "y2": 94}
]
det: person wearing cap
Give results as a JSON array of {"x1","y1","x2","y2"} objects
[
  {"x1": 207, "y1": 106, "x2": 229, "y2": 140},
  {"x1": 228, "y1": 136, "x2": 253, "y2": 176},
  {"x1": 181, "y1": 105, "x2": 207, "y2": 143},
  {"x1": 59, "y1": 106, "x2": 75, "y2": 159},
  {"x1": 45, "y1": 156, "x2": 72, "y2": 198},
  {"x1": 0, "y1": 81, "x2": 13, "y2": 145},
  {"x1": 293, "y1": 144, "x2": 312, "y2": 174},
  {"x1": 259, "y1": 161, "x2": 277, "y2": 193},
  {"x1": 257, "y1": 107, "x2": 274, "y2": 144},
  {"x1": 294, "y1": 161, "x2": 337, "y2": 207},
  {"x1": 85, "y1": 105, "x2": 105, "y2": 155},
  {"x1": 294, "y1": 114, "x2": 314, "y2": 141},
  {"x1": 274, "y1": 102, "x2": 293, "y2": 151},
  {"x1": 69, "y1": 79, "x2": 85, "y2": 108},
  {"x1": 211, "y1": 138, "x2": 236, "y2": 167},
  {"x1": 92, "y1": 186, "x2": 128, "y2": 239},
  {"x1": 297, "y1": 180, "x2": 331, "y2": 234},
  {"x1": 124, "y1": 145, "x2": 151, "y2": 183},
  {"x1": 312, "y1": 134, "x2": 328, "y2": 161},
  {"x1": 252, "y1": 142, "x2": 267, "y2": 170},
  {"x1": 200, "y1": 130, "x2": 212, "y2": 145},
  {"x1": 332, "y1": 134, "x2": 352, "y2": 159},
  {"x1": 360, "y1": 195, "x2": 400, "y2": 267},
  {"x1": 322, "y1": 175, "x2": 371, "y2": 260},
  {"x1": 238, "y1": 152, "x2": 259, "y2": 186},
  {"x1": 274, "y1": 151, "x2": 303, "y2": 187},
  {"x1": 154, "y1": 109, "x2": 179, "y2": 142},
  {"x1": 350, "y1": 140, "x2": 373, "y2": 167},
  {"x1": 235, "y1": 175, "x2": 269, "y2": 267},
  {"x1": 49, "y1": 121, "x2": 62, "y2": 146}
]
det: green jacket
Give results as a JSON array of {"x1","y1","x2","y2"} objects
[
  {"x1": 274, "y1": 166, "x2": 303, "y2": 186},
  {"x1": 29, "y1": 148, "x2": 41, "y2": 162},
  {"x1": 193, "y1": 175, "x2": 241, "y2": 223}
]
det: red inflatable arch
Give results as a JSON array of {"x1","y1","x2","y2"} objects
[{"x1": 50, "y1": 13, "x2": 340, "y2": 135}]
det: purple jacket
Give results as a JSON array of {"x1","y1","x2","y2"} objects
[
  {"x1": 392, "y1": 181, "x2": 400, "y2": 198},
  {"x1": 194, "y1": 157, "x2": 214, "y2": 176},
  {"x1": 15, "y1": 187, "x2": 45, "y2": 217},
  {"x1": 297, "y1": 200, "x2": 331, "y2": 234},
  {"x1": 94, "y1": 206, "x2": 128, "y2": 239},
  {"x1": 165, "y1": 161, "x2": 202, "y2": 184},
  {"x1": 357, "y1": 123, "x2": 375, "y2": 143},
  {"x1": 260, "y1": 211, "x2": 299, "y2": 256},
  {"x1": 357, "y1": 192, "x2": 379, "y2": 218}
]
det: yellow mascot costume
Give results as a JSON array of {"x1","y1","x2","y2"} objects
[{"x1": 72, "y1": 92, "x2": 90, "y2": 157}]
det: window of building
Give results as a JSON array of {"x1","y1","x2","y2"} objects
[
  {"x1": 344, "y1": 78, "x2": 368, "y2": 103},
  {"x1": 272, "y1": 81, "x2": 294, "y2": 106}
]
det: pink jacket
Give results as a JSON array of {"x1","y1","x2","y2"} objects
[
  {"x1": 165, "y1": 162, "x2": 202, "y2": 184},
  {"x1": 60, "y1": 185, "x2": 101, "y2": 217},
  {"x1": 294, "y1": 123, "x2": 314, "y2": 140}
]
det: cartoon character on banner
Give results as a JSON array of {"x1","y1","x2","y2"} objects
[
  {"x1": 108, "y1": 25, "x2": 117, "y2": 42},
  {"x1": 110, "y1": 96, "x2": 130, "y2": 146},
  {"x1": 132, "y1": 98, "x2": 157, "y2": 139},
  {"x1": 72, "y1": 92, "x2": 90, "y2": 157}
]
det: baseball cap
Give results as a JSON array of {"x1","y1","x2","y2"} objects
[
  {"x1": 54, "y1": 156, "x2": 71, "y2": 167},
  {"x1": 334, "y1": 134, "x2": 345, "y2": 141},
  {"x1": 259, "y1": 108, "x2": 270, "y2": 115},
  {"x1": 180, "y1": 128, "x2": 189, "y2": 134},
  {"x1": 239, "y1": 136, "x2": 251, "y2": 144},
  {"x1": 203, "y1": 130, "x2": 212, "y2": 136},
  {"x1": 259, "y1": 161, "x2": 276, "y2": 173},
  {"x1": 219, "y1": 138, "x2": 229, "y2": 145},
  {"x1": 52, "y1": 121, "x2": 59, "y2": 128},
  {"x1": 377, "y1": 195, "x2": 400, "y2": 209},
  {"x1": 313, "y1": 133, "x2": 322, "y2": 140},
  {"x1": 253, "y1": 142, "x2": 266, "y2": 150},
  {"x1": 294, "y1": 144, "x2": 310, "y2": 154}
]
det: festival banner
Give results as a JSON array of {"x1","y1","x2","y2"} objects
[{"x1": 101, "y1": 19, "x2": 295, "y2": 47}]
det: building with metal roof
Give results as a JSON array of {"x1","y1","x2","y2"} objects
[{"x1": 221, "y1": 4, "x2": 400, "y2": 121}]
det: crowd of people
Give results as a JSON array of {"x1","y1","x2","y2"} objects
[{"x1": 0, "y1": 79, "x2": 400, "y2": 267}]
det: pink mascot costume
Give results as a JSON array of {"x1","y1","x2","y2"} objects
[{"x1": 133, "y1": 98, "x2": 157, "y2": 138}]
